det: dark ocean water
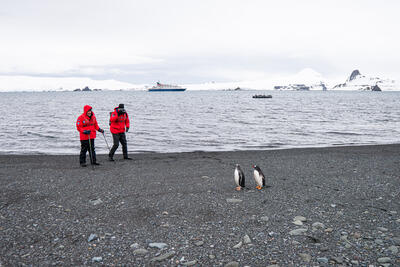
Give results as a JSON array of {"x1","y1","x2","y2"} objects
[{"x1": 1, "y1": 90, "x2": 400, "y2": 155}]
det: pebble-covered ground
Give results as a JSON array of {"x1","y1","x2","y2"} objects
[{"x1": 0, "y1": 145, "x2": 399, "y2": 266}]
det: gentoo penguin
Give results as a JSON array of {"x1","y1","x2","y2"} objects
[
  {"x1": 234, "y1": 164, "x2": 245, "y2": 191},
  {"x1": 252, "y1": 165, "x2": 265, "y2": 190}
]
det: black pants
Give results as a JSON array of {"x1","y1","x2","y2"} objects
[
  {"x1": 109, "y1": 133, "x2": 128, "y2": 158},
  {"x1": 80, "y1": 139, "x2": 96, "y2": 164}
]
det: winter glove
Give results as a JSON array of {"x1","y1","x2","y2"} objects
[
  {"x1": 126, "y1": 127, "x2": 129, "y2": 133},
  {"x1": 83, "y1": 130, "x2": 91, "y2": 135},
  {"x1": 98, "y1": 128, "x2": 104, "y2": 133}
]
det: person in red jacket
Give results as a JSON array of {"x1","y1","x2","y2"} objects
[
  {"x1": 76, "y1": 105, "x2": 104, "y2": 167},
  {"x1": 108, "y1": 103, "x2": 131, "y2": 161}
]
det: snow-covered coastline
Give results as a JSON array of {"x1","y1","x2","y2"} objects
[{"x1": 0, "y1": 69, "x2": 398, "y2": 92}]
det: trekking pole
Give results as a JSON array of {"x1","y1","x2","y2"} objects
[
  {"x1": 102, "y1": 132, "x2": 111, "y2": 153},
  {"x1": 88, "y1": 137, "x2": 95, "y2": 170}
]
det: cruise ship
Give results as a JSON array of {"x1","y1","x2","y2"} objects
[{"x1": 148, "y1": 82, "x2": 186, "y2": 92}]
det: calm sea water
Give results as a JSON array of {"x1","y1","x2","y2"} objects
[{"x1": 1, "y1": 90, "x2": 400, "y2": 155}]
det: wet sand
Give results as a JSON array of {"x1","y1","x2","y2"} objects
[{"x1": 1, "y1": 145, "x2": 400, "y2": 266}]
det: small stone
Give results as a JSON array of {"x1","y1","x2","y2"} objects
[
  {"x1": 88, "y1": 234, "x2": 98, "y2": 242},
  {"x1": 375, "y1": 239, "x2": 384, "y2": 245},
  {"x1": 151, "y1": 251, "x2": 175, "y2": 262},
  {"x1": 92, "y1": 257, "x2": 102, "y2": 262},
  {"x1": 312, "y1": 222, "x2": 325, "y2": 229},
  {"x1": 294, "y1": 216, "x2": 307, "y2": 222},
  {"x1": 148, "y1": 242, "x2": 168, "y2": 249},
  {"x1": 209, "y1": 255, "x2": 215, "y2": 259},
  {"x1": 377, "y1": 257, "x2": 391, "y2": 263},
  {"x1": 90, "y1": 199, "x2": 103, "y2": 205},
  {"x1": 243, "y1": 234, "x2": 251, "y2": 244},
  {"x1": 330, "y1": 204, "x2": 337, "y2": 208},
  {"x1": 182, "y1": 260, "x2": 197, "y2": 266},
  {"x1": 260, "y1": 216, "x2": 269, "y2": 222},
  {"x1": 331, "y1": 256, "x2": 344, "y2": 264},
  {"x1": 133, "y1": 248, "x2": 148, "y2": 255},
  {"x1": 299, "y1": 253, "x2": 311, "y2": 263},
  {"x1": 289, "y1": 228, "x2": 308, "y2": 236},
  {"x1": 378, "y1": 227, "x2": 388, "y2": 232},
  {"x1": 353, "y1": 232, "x2": 361, "y2": 239},
  {"x1": 392, "y1": 237, "x2": 400, "y2": 245},
  {"x1": 293, "y1": 220, "x2": 303, "y2": 226},
  {"x1": 130, "y1": 243, "x2": 139, "y2": 249},
  {"x1": 388, "y1": 245, "x2": 398, "y2": 254},
  {"x1": 325, "y1": 228, "x2": 333, "y2": 233},
  {"x1": 233, "y1": 241, "x2": 242, "y2": 249},
  {"x1": 162, "y1": 211, "x2": 168, "y2": 215},
  {"x1": 225, "y1": 262, "x2": 239, "y2": 267},
  {"x1": 226, "y1": 198, "x2": 242, "y2": 203},
  {"x1": 351, "y1": 260, "x2": 359, "y2": 265},
  {"x1": 317, "y1": 257, "x2": 328, "y2": 263},
  {"x1": 195, "y1": 241, "x2": 204, "y2": 246}
]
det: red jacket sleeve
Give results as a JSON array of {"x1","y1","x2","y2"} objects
[
  {"x1": 76, "y1": 117, "x2": 84, "y2": 133},
  {"x1": 110, "y1": 111, "x2": 118, "y2": 122},
  {"x1": 125, "y1": 114, "x2": 130, "y2": 128}
]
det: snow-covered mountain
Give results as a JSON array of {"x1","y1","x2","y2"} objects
[{"x1": 332, "y1": 70, "x2": 398, "y2": 91}]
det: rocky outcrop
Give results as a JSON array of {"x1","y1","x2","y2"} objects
[{"x1": 348, "y1": 69, "x2": 361, "y2": 81}]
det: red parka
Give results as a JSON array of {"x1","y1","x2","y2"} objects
[
  {"x1": 110, "y1": 107, "x2": 130, "y2": 134},
  {"x1": 76, "y1": 105, "x2": 100, "y2": 140}
]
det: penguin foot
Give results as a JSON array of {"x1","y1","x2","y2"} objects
[
  {"x1": 235, "y1": 186, "x2": 242, "y2": 191},
  {"x1": 256, "y1": 185, "x2": 262, "y2": 190}
]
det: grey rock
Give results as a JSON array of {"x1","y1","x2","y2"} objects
[
  {"x1": 195, "y1": 241, "x2": 204, "y2": 246},
  {"x1": 377, "y1": 257, "x2": 391, "y2": 263},
  {"x1": 294, "y1": 216, "x2": 307, "y2": 222},
  {"x1": 233, "y1": 241, "x2": 242, "y2": 249},
  {"x1": 392, "y1": 237, "x2": 400, "y2": 245},
  {"x1": 151, "y1": 251, "x2": 175, "y2": 262},
  {"x1": 299, "y1": 253, "x2": 311, "y2": 262},
  {"x1": 317, "y1": 257, "x2": 328, "y2": 263},
  {"x1": 225, "y1": 262, "x2": 239, "y2": 267},
  {"x1": 260, "y1": 216, "x2": 269, "y2": 222},
  {"x1": 312, "y1": 222, "x2": 325, "y2": 229},
  {"x1": 388, "y1": 245, "x2": 398, "y2": 254},
  {"x1": 378, "y1": 227, "x2": 388, "y2": 232},
  {"x1": 209, "y1": 255, "x2": 215, "y2": 259},
  {"x1": 289, "y1": 228, "x2": 308, "y2": 236},
  {"x1": 243, "y1": 234, "x2": 251, "y2": 244},
  {"x1": 88, "y1": 234, "x2": 98, "y2": 242},
  {"x1": 350, "y1": 260, "x2": 359, "y2": 265},
  {"x1": 226, "y1": 198, "x2": 242, "y2": 203},
  {"x1": 92, "y1": 257, "x2": 102, "y2": 262},
  {"x1": 331, "y1": 256, "x2": 344, "y2": 264},
  {"x1": 375, "y1": 239, "x2": 384, "y2": 245},
  {"x1": 148, "y1": 242, "x2": 168, "y2": 249},
  {"x1": 130, "y1": 243, "x2": 139, "y2": 249},
  {"x1": 293, "y1": 220, "x2": 303, "y2": 226},
  {"x1": 182, "y1": 260, "x2": 197, "y2": 266},
  {"x1": 133, "y1": 248, "x2": 148, "y2": 255},
  {"x1": 90, "y1": 198, "x2": 103, "y2": 205}
]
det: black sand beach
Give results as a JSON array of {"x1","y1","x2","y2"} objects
[{"x1": 1, "y1": 145, "x2": 400, "y2": 266}]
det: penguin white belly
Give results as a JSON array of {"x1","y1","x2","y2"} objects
[
  {"x1": 234, "y1": 169, "x2": 240, "y2": 186},
  {"x1": 254, "y1": 170, "x2": 263, "y2": 187}
]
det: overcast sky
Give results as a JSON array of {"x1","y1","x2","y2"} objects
[{"x1": 1, "y1": 0, "x2": 400, "y2": 85}]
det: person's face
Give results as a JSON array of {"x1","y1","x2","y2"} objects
[{"x1": 87, "y1": 110, "x2": 92, "y2": 116}]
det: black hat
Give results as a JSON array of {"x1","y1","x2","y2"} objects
[{"x1": 118, "y1": 104, "x2": 124, "y2": 108}]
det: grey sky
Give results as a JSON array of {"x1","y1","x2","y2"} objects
[{"x1": 1, "y1": 0, "x2": 400, "y2": 84}]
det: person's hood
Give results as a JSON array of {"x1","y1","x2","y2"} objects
[{"x1": 83, "y1": 105, "x2": 93, "y2": 115}]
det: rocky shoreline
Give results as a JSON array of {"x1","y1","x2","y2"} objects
[{"x1": 1, "y1": 145, "x2": 399, "y2": 266}]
